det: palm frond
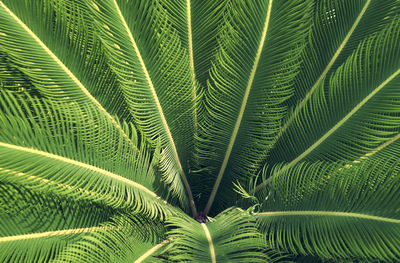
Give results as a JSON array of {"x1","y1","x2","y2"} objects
[
  {"x1": 157, "y1": 0, "x2": 231, "y2": 174},
  {"x1": 0, "y1": 90, "x2": 174, "y2": 218},
  {"x1": 2, "y1": 1, "x2": 400, "y2": 261},
  {"x1": 196, "y1": 0, "x2": 313, "y2": 214},
  {"x1": 359, "y1": 134, "x2": 400, "y2": 162},
  {"x1": 52, "y1": 213, "x2": 167, "y2": 263},
  {"x1": 257, "y1": 159, "x2": 400, "y2": 261},
  {"x1": 0, "y1": 182, "x2": 113, "y2": 262},
  {"x1": 0, "y1": 0, "x2": 138, "y2": 156},
  {"x1": 166, "y1": 207, "x2": 272, "y2": 262},
  {"x1": 158, "y1": 0, "x2": 229, "y2": 88},
  {"x1": 287, "y1": 0, "x2": 400, "y2": 105},
  {"x1": 265, "y1": 18, "x2": 400, "y2": 173},
  {"x1": 84, "y1": 0, "x2": 197, "y2": 215}
]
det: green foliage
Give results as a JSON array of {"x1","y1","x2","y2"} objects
[
  {"x1": 258, "y1": 159, "x2": 400, "y2": 261},
  {"x1": 0, "y1": 0, "x2": 399, "y2": 262},
  {"x1": 166, "y1": 208, "x2": 273, "y2": 262}
]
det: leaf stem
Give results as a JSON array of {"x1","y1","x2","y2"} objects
[{"x1": 259, "y1": 210, "x2": 400, "y2": 224}]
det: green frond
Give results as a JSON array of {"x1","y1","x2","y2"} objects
[
  {"x1": 166, "y1": 208, "x2": 272, "y2": 262},
  {"x1": 158, "y1": 0, "x2": 230, "y2": 88},
  {"x1": 0, "y1": 182, "x2": 113, "y2": 262},
  {"x1": 257, "y1": 159, "x2": 400, "y2": 261},
  {"x1": 196, "y1": 0, "x2": 313, "y2": 214},
  {"x1": 267, "y1": 18, "x2": 400, "y2": 171},
  {"x1": 2, "y1": 0, "x2": 400, "y2": 261},
  {"x1": 52, "y1": 213, "x2": 167, "y2": 263},
  {"x1": 0, "y1": 0, "x2": 137, "y2": 155},
  {"x1": 0, "y1": 91, "x2": 174, "y2": 218},
  {"x1": 157, "y1": 0, "x2": 231, "y2": 175},
  {"x1": 288, "y1": 0, "x2": 400, "y2": 104},
  {"x1": 84, "y1": 0, "x2": 197, "y2": 215}
]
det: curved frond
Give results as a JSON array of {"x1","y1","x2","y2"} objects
[
  {"x1": 359, "y1": 133, "x2": 400, "y2": 162},
  {"x1": 0, "y1": 91, "x2": 174, "y2": 218},
  {"x1": 158, "y1": 0, "x2": 229, "y2": 88},
  {"x1": 0, "y1": 182, "x2": 113, "y2": 262},
  {"x1": 265, "y1": 18, "x2": 400, "y2": 175},
  {"x1": 157, "y1": 0, "x2": 231, "y2": 174},
  {"x1": 166, "y1": 208, "x2": 271, "y2": 262},
  {"x1": 287, "y1": 0, "x2": 400, "y2": 105},
  {"x1": 0, "y1": 0, "x2": 138, "y2": 156},
  {"x1": 258, "y1": 160, "x2": 400, "y2": 261},
  {"x1": 84, "y1": 0, "x2": 197, "y2": 215},
  {"x1": 52, "y1": 213, "x2": 167, "y2": 263},
  {"x1": 197, "y1": 0, "x2": 313, "y2": 214}
]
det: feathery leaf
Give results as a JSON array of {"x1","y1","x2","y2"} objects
[
  {"x1": 85, "y1": 0, "x2": 197, "y2": 215},
  {"x1": 258, "y1": 159, "x2": 400, "y2": 261}
]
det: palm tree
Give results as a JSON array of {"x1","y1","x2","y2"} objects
[{"x1": 0, "y1": 0, "x2": 399, "y2": 261}]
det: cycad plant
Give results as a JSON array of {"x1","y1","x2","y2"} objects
[{"x1": 1, "y1": 0, "x2": 400, "y2": 262}]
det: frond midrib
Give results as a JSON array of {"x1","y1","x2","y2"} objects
[
  {"x1": 287, "y1": 68, "x2": 400, "y2": 168},
  {"x1": 204, "y1": 0, "x2": 273, "y2": 215},
  {"x1": 134, "y1": 238, "x2": 172, "y2": 263},
  {"x1": 259, "y1": 210, "x2": 400, "y2": 224},
  {"x1": 0, "y1": 1, "x2": 139, "y2": 154},
  {"x1": 355, "y1": 133, "x2": 400, "y2": 162},
  {"x1": 0, "y1": 167, "x2": 103, "y2": 199},
  {"x1": 201, "y1": 223, "x2": 216, "y2": 263},
  {"x1": 0, "y1": 226, "x2": 108, "y2": 243},
  {"x1": 186, "y1": 0, "x2": 198, "y2": 133}
]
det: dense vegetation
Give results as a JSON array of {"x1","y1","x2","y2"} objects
[{"x1": 1, "y1": 0, "x2": 400, "y2": 262}]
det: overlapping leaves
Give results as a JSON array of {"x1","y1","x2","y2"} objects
[{"x1": 1, "y1": 0, "x2": 400, "y2": 262}]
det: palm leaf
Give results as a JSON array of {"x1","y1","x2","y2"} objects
[
  {"x1": 157, "y1": 0, "x2": 231, "y2": 172},
  {"x1": 288, "y1": 0, "x2": 400, "y2": 104},
  {"x1": 158, "y1": 0, "x2": 230, "y2": 87},
  {"x1": 263, "y1": 18, "x2": 400, "y2": 183},
  {"x1": 257, "y1": 159, "x2": 400, "y2": 261},
  {"x1": 84, "y1": 0, "x2": 197, "y2": 215},
  {"x1": 166, "y1": 207, "x2": 272, "y2": 262},
  {"x1": 0, "y1": 0, "x2": 138, "y2": 157},
  {"x1": 266, "y1": 2, "x2": 400, "y2": 166},
  {"x1": 197, "y1": 0, "x2": 313, "y2": 214},
  {"x1": 52, "y1": 213, "x2": 167, "y2": 263},
  {"x1": 0, "y1": 91, "x2": 173, "y2": 218},
  {"x1": 359, "y1": 134, "x2": 400, "y2": 162},
  {"x1": 0, "y1": 182, "x2": 113, "y2": 262}
]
